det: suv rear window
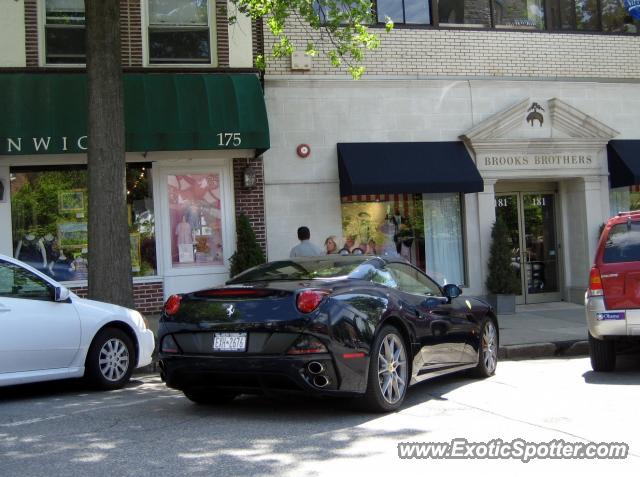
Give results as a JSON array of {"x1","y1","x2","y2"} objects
[{"x1": 603, "y1": 221, "x2": 640, "y2": 263}]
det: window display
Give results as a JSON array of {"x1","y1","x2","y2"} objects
[
  {"x1": 10, "y1": 164, "x2": 156, "y2": 281},
  {"x1": 168, "y1": 173, "x2": 224, "y2": 267},
  {"x1": 340, "y1": 194, "x2": 425, "y2": 270}
]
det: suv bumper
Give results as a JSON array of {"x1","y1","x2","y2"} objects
[{"x1": 586, "y1": 295, "x2": 640, "y2": 339}]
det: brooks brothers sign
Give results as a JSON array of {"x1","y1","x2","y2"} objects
[{"x1": 479, "y1": 153, "x2": 595, "y2": 169}]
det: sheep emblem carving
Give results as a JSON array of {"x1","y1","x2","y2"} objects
[{"x1": 526, "y1": 102, "x2": 545, "y2": 127}]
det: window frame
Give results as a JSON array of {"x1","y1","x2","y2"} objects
[
  {"x1": 143, "y1": 0, "x2": 218, "y2": 67},
  {"x1": 39, "y1": 0, "x2": 87, "y2": 67},
  {"x1": 370, "y1": 0, "x2": 639, "y2": 34}
]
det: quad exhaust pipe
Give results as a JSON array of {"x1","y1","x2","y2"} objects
[
  {"x1": 313, "y1": 375, "x2": 330, "y2": 388},
  {"x1": 307, "y1": 361, "x2": 325, "y2": 375}
]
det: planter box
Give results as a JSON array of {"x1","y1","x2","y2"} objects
[{"x1": 487, "y1": 294, "x2": 516, "y2": 315}]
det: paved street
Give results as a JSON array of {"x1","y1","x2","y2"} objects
[{"x1": 2, "y1": 356, "x2": 639, "y2": 477}]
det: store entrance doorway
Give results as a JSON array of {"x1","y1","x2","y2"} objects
[{"x1": 495, "y1": 189, "x2": 562, "y2": 304}]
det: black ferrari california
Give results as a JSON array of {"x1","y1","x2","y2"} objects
[{"x1": 158, "y1": 256, "x2": 498, "y2": 412}]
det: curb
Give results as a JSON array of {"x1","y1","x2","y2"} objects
[{"x1": 499, "y1": 340, "x2": 589, "y2": 360}]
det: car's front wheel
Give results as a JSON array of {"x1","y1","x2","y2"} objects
[
  {"x1": 589, "y1": 332, "x2": 616, "y2": 372},
  {"x1": 361, "y1": 325, "x2": 409, "y2": 413},
  {"x1": 86, "y1": 328, "x2": 135, "y2": 390}
]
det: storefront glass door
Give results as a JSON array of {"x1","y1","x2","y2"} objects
[{"x1": 495, "y1": 192, "x2": 561, "y2": 304}]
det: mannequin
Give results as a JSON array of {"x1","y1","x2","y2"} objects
[
  {"x1": 175, "y1": 215, "x2": 194, "y2": 263},
  {"x1": 15, "y1": 232, "x2": 47, "y2": 269},
  {"x1": 42, "y1": 233, "x2": 60, "y2": 277}
]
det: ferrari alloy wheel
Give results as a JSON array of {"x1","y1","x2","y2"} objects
[
  {"x1": 473, "y1": 317, "x2": 498, "y2": 378},
  {"x1": 361, "y1": 325, "x2": 408, "y2": 412}
]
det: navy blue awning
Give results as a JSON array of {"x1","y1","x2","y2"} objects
[
  {"x1": 337, "y1": 141, "x2": 483, "y2": 196},
  {"x1": 608, "y1": 140, "x2": 640, "y2": 188}
]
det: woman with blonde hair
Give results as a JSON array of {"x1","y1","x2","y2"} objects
[{"x1": 324, "y1": 235, "x2": 338, "y2": 254}]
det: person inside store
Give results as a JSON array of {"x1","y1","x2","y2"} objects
[
  {"x1": 289, "y1": 226, "x2": 323, "y2": 257},
  {"x1": 324, "y1": 236, "x2": 338, "y2": 254}
]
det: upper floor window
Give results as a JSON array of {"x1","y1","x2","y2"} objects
[
  {"x1": 147, "y1": 0, "x2": 212, "y2": 64},
  {"x1": 44, "y1": 0, "x2": 86, "y2": 64},
  {"x1": 437, "y1": 0, "x2": 491, "y2": 26},
  {"x1": 377, "y1": 0, "x2": 431, "y2": 24}
]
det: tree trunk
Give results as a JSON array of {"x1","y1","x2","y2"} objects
[{"x1": 85, "y1": 0, "x2": 134, "y2": 308}]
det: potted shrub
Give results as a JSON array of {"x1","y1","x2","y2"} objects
[
  {"x1": 229, "y1": 214, "x2": 266, "y2": 278},
  {"x1": 486, "y1": 216, "x2": 520, "y2": 314}
]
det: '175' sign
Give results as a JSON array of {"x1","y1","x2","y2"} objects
[{"x1": 217, "y1": 133, "x2": 242, "y2": 147}]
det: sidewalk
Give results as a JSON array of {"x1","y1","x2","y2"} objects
[{"x1": 497, "y1": 302, "x2": 588, "y2": 359}]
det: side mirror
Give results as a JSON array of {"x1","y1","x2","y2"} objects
[
  {"x1": 54, "y1": 285, "x2": 71, "y2": 302},
  {"x1": 442, "y1": 284, "x2": 462, "y2": 300}
]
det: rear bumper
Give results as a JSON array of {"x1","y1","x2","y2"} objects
[
  {"x1": 585, "y1": 295, "x2": 640, "y2": 339},
  {"x1": 159, "y1": 353, "x2": 363, "y2": 397}
]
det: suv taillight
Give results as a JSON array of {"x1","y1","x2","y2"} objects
[{"x1": 589, "y1": 267, "x2": 604, "y2": 297}]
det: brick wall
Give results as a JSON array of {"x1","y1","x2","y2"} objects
[
  {"x1": 70, "y1": 282, "x2": 164, "y2": 315},
  {"x1": 233, "y1": 157, "x2": 266, "y2": 254},
  {"x1": 215, "y1": 0, "x2": 230, "y2": 67},
  {"x1": 24, "y1": 0, "x2": 37, "y2": 67},
  {"x1": 120, "y1": 0, "x2": 143, "y2": 67},
  {"x1": 264, "y1": 23, "x2": 640, "y2": 79}
]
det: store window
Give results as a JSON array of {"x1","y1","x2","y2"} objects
[
  {"x1": 167, "y1": 173, "x2": 224, "y2": 267},
  {"x1": 339, "y1": 194, "x2": 426, "y2": 269},
  {"x1": 377, "y1": 0, "x2": 431, "y2": 24},
  {"x1": 492, "y1": 0, "x2": 545, "y2": 29},
  {"x1": 44, "y1": 0, "x2": 86, "y2": 64},
  {"x1": 437, "y1": 0, "x2": 491, "y2": 26},
  {"x1": 10, "y1": 164, "x2": 156, "y2": 282},
  {"x1": 423, "y1": 193, "x2": 465, "y2": 286},
  {"x1": 339, "y1": 193, "x2": 466, "y2": 285},
  {"x1": 610, "y1": 186, "x2": 640, "y2": 216},
  {"x1": 147, "y1": 0, "x2": 212, "y2": 64}
]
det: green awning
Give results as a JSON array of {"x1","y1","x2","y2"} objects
[{"x1": 0, "y1": 73, "x2": 270, "y2": 156}]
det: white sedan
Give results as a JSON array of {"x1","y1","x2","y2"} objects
[{"x1": 0, "y1": 254, "x2": 155, "y2": 389}]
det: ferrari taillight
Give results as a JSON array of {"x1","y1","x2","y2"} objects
[
  {"x1": 296, "y1": 290, "x2": 329, "y2": 313},
  {"x1": 286, "y1": 335, "x2": 328, "y2": 355},
  {"x1": 588, "y1": 267, "x2": 604, "y2": 297},
  {"x1": 164, "y1": 294, "x2": 182, "y2": 315}
]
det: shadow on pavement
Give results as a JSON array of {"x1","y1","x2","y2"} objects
[{"x1": 582, "y1": 352, "x2": 640, "y2": 385}]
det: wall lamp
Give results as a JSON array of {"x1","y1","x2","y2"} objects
[{"x1": 243, "y1": 165, "x2": 257, "y2": 189}]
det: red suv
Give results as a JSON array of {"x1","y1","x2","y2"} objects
[{"x1": 586, "y1": 211, "x2": 640, "y2": 371}]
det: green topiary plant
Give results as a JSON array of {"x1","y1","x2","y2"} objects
[
  {"x1": 486, "y1": 216, "x2": 520, "y2": 295},
  {"x1": 229, "y1": 213, "x2": 266, "y2": 278}
]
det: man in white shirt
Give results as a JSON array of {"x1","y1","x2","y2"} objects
[{"x1": 289, "y1": 226, "x2": 323, "y2": 258}]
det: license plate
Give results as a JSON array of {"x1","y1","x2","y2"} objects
[
  {"x1": 596, "y1": 312, "x2": 625, "y2": 321},
  {"x1": 213, "y1": 332, "x2": 247, "y2": 352}
]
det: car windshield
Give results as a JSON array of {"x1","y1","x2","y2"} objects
[{"x1": 227, "y1": 257, "x2": 376, "y2": 283}]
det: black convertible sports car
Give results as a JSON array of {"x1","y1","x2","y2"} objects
[{"x1": 158, "y1": 256, "x2": 498, "y2": 412}]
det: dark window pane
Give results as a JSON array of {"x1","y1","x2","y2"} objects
[
  {"x1": 148, "y1": 0, "x2": 209, "y2": 25},
  {"x1": 602, "y1": 0, "x2": 640, "y2": 32},
  {"x1": 45, "y1": 27, "x2": 85, "y2": 63},
  {"x1": 492, "y1": 0, "x2": 545, "y2": 28},
  {"x1": 575, "y1": 0, "x2": 599, "y2": 30},
  {"x1": 148, "y1": 29, "x2": 210, "y2": 63},
  {"x1": 405, "y1": 0, "x2": 431, "y2": 23},
  {"x1": 438, "y1": 0, "x2": 491, "y2": 26},
  {"x1": 377, "y1": 0, "x2": 405, "y2": 22}
]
